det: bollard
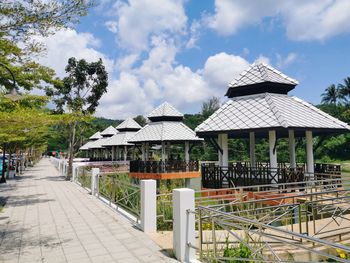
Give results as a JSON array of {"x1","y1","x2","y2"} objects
[
  {"x1": 140, "y1": 180, "x2": 157, "y2": 233},
  {"x1": 91, "y1": 168, "x2": 100, "y2": 196},
  {"x1": 173, "y1": 188, "x2": 196, "y2": 262}
]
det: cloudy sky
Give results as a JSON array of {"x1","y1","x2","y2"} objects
[{"x1": 36, "y1": 0, "x2": 350, "y2": 119}]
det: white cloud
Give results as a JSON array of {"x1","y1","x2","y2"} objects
[
  {"x1": 34, "y1": 29, "x2": 114, "y2": 77},
  {"x1": 201, "y1": 52, "x2": 250, "y2": 96},
  {"x1": 254, "y1": 55, "x2": 271, "y2": 65},
  {"x1": 206, "y1": 0, "x2": 350, "y2": 41},
  {"x1": 276, "y1": 52, "x2": 298, "y2": 68},
  {"x1": 96, "y1": 72, "x2": 153, "y2": 119},
  {"x1": 105, "y1": 20, "x2": 118, "y2": 33},
  {"x1": 113, "y1": 0, "x2": 187, "y2": 51}
]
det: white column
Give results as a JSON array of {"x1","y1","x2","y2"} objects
[
  {"x1": 111, "y1": 146, "x2": 115, "y2": 161},
  {"x1": 124, "y1": 146, "x2": 127, "y2": 161},
  {"x1": 173, "y1": 188, "x2": 196, "y2": 262},
  {"x1": 141, "y1": 180, "x2": 157, "y2": 233},
  {"x1": 249, "y1": 132, "x2": 256, "y2": 167},
  {"x1": 218, "y1": 134, "x2": 222, "y2": 165},
  {"x1": 288, "y1": 130, "x2": 296, "y2": 169},
  {"x1": 269, "y1": 130, "x2": 277, "y2": 168},
  {"x1": 91, "y1": 168, "x2": 99, "y2": 196},
  {"x1": 72, "y1": 163, "x2": 79, "y2": 182},
  {"x1": 141, "y1": 143, "x2": 146, "y2": 161},
  {"x1": 221, "y1": 134, "x2": 228, "y2": 167},
  {"x1": 306, "y1": 130, "x2": 314, "y2": 176},
  {"x1": 145, "y1": 142, "x2": 149, "y2": 160}
]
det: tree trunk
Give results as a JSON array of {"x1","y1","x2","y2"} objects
[{"x1": 67, "y1": 121, "x2": 77, "y2": 180}]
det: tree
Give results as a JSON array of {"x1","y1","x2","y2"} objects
[
  {"x1": 134, "y1": 115, "x2": 147, "y2": 127},
  {"x1": 201, "y1": 96, "x2": 221, "y2": 119},
  {"x1": 0, "y1": 0, "x2": 91, "y2": 42},
  {"x1": 338, "y1": 77, "x2": 350, "y2": 103},
  {"x1": 321, "y1": 84, "x2": 340, "y2": 104},
  {"x1": 0, "y1": 0, "x2": 91, "y2": 93},
  {"x1": 47, "y1": 57, "x2": 108, "y2": 179},
  {"x1": 0, "y1": 94, "x2": 58, "y2": 182}
]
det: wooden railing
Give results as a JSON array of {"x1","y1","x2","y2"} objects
[{"x1": 130, "y1": 160, "x2": 199, "y2": 173}]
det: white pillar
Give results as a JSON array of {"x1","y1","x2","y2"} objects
[
  {"x1": 111, "y1": 146, "x2": 115, "y2": 161},
  {"x1": 173, "y1": 188, "x2": 196, "y2": 262},
  {"x1": 221, "y1": 134, "x2": 228, "y2": 167},
  {"x1": 141, "y1": 143, "x2": 146, "y2": 161},
  {"x1": 91, "y1": 168, "x2": 100, "y2": 196},
  {"x1": 145, "y1": 142, "x2": 149, "y2": 160},
  {"x1": 161, "y1": 142, "x2": 166, "y2": 161},
  {"x1": 218, "y1": 134, "x2": 222, "y2": 165},
  {"x1": 306, "y1": 130, "x2": 314, "y2": 176},
  {"x1": 124, "y1": 146, "x2": 127, "y2": 161},
  {"x1": 141, "y1": 180, "x2": 157, "y2": 233},
  {"x1": 72, "y1": 163, "x2": 79, "y2": 182},
  {"x1": 288, "y1": 130, "x2": 296, "y2": 169},
  {"x1": 249, "y1": 132, "x2": 256, "y2": 167},
  {"x1": 269, "y1": 130, "x2": 277, "y2": 168}
]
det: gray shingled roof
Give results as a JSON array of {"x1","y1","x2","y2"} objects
[
  {"x1": 87, "y1": 137, "x2": 110, "y2": 149},
  {"x1": 79, "y1": 140, "x2": 95, "y2": 150},
  {"x1": 128, "y1": 121, "x2": 203, "y2": 143},
  {"x1": 229, "y1": 63, "x2": 299, "y2": 88},
  {"x1": 100, "y1": 125, "x2": 117, "y2": 136},
  {"x1": 147, "y1": 102, "x2": 183, "y2": 119},
  {"x1": 195, "y1": 93, "x2": 350, "y2": 134},
  {"x1": 116, "y1": 118, "x2": 142, "y2": 131},
  {"x1": 89, "y1": 131, "x2": 102, "y2": 140},
  {"x1": 102, "y1": 131, "x2": 138, "y2": 146}
]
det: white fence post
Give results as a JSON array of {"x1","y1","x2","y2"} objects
[
  {"x1": 140, "y1": 180, "x2": 156, "y2": 233},
  {"x1": 72, "y1": 164, "x2": 79, "y2": 182},
  {"x1": 173, "y1": 188, "x2": 196, "y2": 262},
  {"x1": 91, "y1": 168, "x2": 100, "y2": 196}
]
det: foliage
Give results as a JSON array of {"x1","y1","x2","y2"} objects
[
  {"x1": 223, "y1": 243, "x2": 252, "y2": 263},
  {"x1": 201, "y1": 96, "x2": 221, "y2": 120},
  {"x1": 134, "y1": 115, "x2": 147, "y2": 127},
  {"x1": 0, "y1": 0, "x2": 91, "y2": 42},
  {"x1": 47, "y1": 57, "x2": 108, "y2": 178}
]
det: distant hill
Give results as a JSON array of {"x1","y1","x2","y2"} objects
[{"x1": 92, "y1": 117, "x2": 123, "y2": 131}]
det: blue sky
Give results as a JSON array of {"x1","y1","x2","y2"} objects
[{"x1": 36, "y1": 0, "x2": 350, "y2": 119}]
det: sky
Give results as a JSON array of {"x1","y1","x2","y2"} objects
[{"x1": 35, "y1": 0, "x2": 350, "y2": 119}]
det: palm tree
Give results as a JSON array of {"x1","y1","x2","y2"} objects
[
  {"x1": 321, "y1": 84, "x2": 340, "y2": 104},
  {"x1": 338, "y1": 77, "x2": 350, "y2": 104}
]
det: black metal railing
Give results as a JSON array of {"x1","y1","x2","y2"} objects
[
  {"x1": 201, "y1": 163, "x2": 305, "y2": 189},
  {"x1": 130, "y1": 160, "x2": 199, "y2": 173}
]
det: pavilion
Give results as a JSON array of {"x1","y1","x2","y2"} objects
[
  {"x1": 79, "y1": 131, "x2": 102, "y2": 159},
  {"x1": 88, "y1": 125, "x2": 117, "y2": 161},
  {"x1": 128, "y1": 102, "x2": 203, "y2": 182},
  {"x1": 102, "y1": 118, "x2": 142, "y2": 161},
  {"x1": 195, "y1": 63, "x2": 350, "y2": 188}
]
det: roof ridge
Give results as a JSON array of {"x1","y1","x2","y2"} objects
[{"x1": 265, "y1": 93, "x2": 289, "y2": 128}]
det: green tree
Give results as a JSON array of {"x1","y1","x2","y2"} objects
[
  {"x1": 0, "y1": 94, "x2": 58, "y2": 182},
  {"x1": 321, "y1": 84, "x2": 340, "y2": 104},
  {"x1": 134, "y1": 115, "x2": 147, "y2": 127},
  {"x1": 338, "y1": 77, "x2": 350, "y2": 103},
  {"x1": 201, "y1": 96, "x2": 221, "y2": 120},
  {"x1": 47, "y1": 57, "x2": 108, "y2": 179}
]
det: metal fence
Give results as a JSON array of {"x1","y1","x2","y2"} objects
[{"x1": 98, "y1": 173, "x2": 141, "y2": 220}]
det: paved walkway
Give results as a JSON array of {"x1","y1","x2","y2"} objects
[{"x1": 0, "y1": 158, "x2": 176, "y2": 263}]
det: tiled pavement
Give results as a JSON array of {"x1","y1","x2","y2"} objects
[{"x1": 0, "y1": 158, "x2": 177, "y2": 263}]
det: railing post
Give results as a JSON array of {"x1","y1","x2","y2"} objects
[
  {"x1": 91, "y1": 168, "x2": 100, "y2": 197},
  {"x1": 173, "y1": 188, "x2": 196, "y2": 262},
  {"x1": 140, "y1": 179, "x2": 157, "y2": 233},
  {"x1": 72, "y1": 163, "x2": 79, "y2": 182}
]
